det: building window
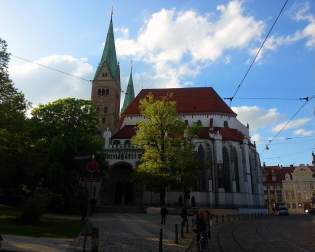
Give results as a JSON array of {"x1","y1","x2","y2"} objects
[
  {"x1": 96, "y1": 106, "x2": 100, "y2": 113},
  {"x1": 209, "y1": 118, "x2": 213, "y2": 128},
  {"x1": 104, "y1": 106, "x2": 108, "y2": 113},
  {"x1": 197, "y1": 120, "x2": 202, "y2": 126},
  {"x1": 106, "y1": 89, "x2": 109, "y2": 95},
  {"x1": 184, "y1": 120, "x2": 188, "y2": 126},
  {"x1": 101, "y1": 89, "x2": 105, "y2": 96},
  {"x1": 222, "y1": 147, "x2": 231, "y2": 192},
  {"x1": 224, "y1": 121, "x2": 229, "y2": 127},
  {"x1": 98, "y1": 89, "x2": 101, "y2": 96},
  {"x1": 102, "y1": 117, "x2": 106, "y2": 124}
]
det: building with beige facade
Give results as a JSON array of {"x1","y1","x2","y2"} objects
[{"x1": 282, "y1": 165, "x2": 315, "y2": 214}]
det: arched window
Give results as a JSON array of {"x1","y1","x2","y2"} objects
[
  {"x1": 96, "y1": 106, "x2": 100, "y2": 113},
  {"x1": 197, "y1": 145, "x2": 205, "y2": 162},
  {"x1": 224, "y1": 121, "x2": 229, "y2": 127},
  {"x1": 197, "y1": 120, "x2": 202, "y2": 126},
  {"x1": 231, "y1": 148, "x2": 240, "y2": 192},
  {"x1": 97, "y1": 89, "x2": 101, "y2": 96},
  {"x1": 101, "y1": 89, "x2": 105, "y2": 96},
  {"x1": 113, "y1": 140, "x2": 120, "y2": 146},
  {"x1": 223, "y1": 147, "x2": 231, "y2": 192}
]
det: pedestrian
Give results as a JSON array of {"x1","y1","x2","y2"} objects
[
  {"x1": 181, "y1": 207, "x2": 188, "y2": 228},
  {"x1": 193, "y1": 210, "x2": 208, "y2": 252},
  {"x1": 160, "y1": 206, "x2": 168, "y2": 225},
  {"x1": 203, "y1": 210, "x2": 211, "y2": 240}
]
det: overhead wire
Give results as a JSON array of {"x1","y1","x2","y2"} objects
[
  {"x1": 263, "y1": 94, "x2": 315, "y2": 152},
  {"x1": 11, "y1": 53, "x2": 127, "y2": 93},
  {"x1": 227, "y1": 0, "x2": 289, "y2": 105}
]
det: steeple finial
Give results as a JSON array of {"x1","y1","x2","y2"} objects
[
  {"x1": 93, "y1": 10, "x2": 118, "y2": 80},
  {"x1": 111, "y1": 6, "x2": 113, "y2": 19}
]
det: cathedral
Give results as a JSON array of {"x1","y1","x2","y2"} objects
[{"x1": 91, "y1": 15, "x2": 265, "y2": 209}]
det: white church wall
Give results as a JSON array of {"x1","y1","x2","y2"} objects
[{"x1": 120, "y1": 114, "x2": 249, "y2": 137}]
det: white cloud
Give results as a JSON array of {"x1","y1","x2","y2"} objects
[
  {"x1": 116, "y1": 1, "x2": 264, "y2": 87},
  {"x1": 272, "y1": 118, "x2": 311, "y2": 132},
  {"x1": 10, "y1": 54, "x2": 94, "y2": 106},
  {"x1": 293, "y1": 128, "x2": 314, "y2": 136},
  {"x1": 232, "y1": 106, "x2": 279, "y2": 131},
  {"x1": 250, "y1": 2, "x2": 315, "y2": 60},
  {"x1": 251, "y1": 133, "x2": 262, "y2": 144}
]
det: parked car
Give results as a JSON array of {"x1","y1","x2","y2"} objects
[
  {"x1": 306, "y1": 208, "x2": 315, "y2": 215},
  {"x1": 275, "y1": 203, "x2": 289, "y2": 216}
]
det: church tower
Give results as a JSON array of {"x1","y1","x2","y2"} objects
[
  {"x1": 91, "y1": 14, "x2": 120, "y2": 135},
  {"x1": 121, "y1": 66, "x2": 135, "y2": 113}
]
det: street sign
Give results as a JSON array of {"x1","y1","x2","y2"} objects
[{"x1": 86, "y1": 160, "x2": 99, "y2": 173}]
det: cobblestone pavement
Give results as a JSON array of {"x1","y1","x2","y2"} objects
[
  {"x1": 91, "y1": 213, "x2": 192, "y2": 252},
  {"x1": 205, "y1": 215, "x2": 315, "y2": 252}
]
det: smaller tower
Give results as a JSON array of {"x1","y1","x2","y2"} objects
[
  {"x1": 121, "y1": 65, "x2": 135, "y2": 112},
  {"x1": 312, "y1": 151, "x2": 315, "y2": 166}
]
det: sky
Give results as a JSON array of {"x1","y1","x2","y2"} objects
[{"x1": 0, "y1": 0, "x2": 314, "y2": 166}]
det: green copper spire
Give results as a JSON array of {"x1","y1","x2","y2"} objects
[
  {"x1": 94, "y1": 13, "x2": 118, "y2": 80},
  {"x1": 122, "y1": 66, "x2": 135, "y2": 112}
]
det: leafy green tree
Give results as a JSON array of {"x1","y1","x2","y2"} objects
[
  {"x1": 0, "y1": 38, "x2": 33, "y2": 204},
  {"x1": 31, "y1": 98, "x2": 104, "y2": 211},
  {"x1": 132, "y1": 94, "x2": 199, "y2": 204}
]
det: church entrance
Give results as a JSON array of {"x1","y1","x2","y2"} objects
[{"x1": 105, "y1": 162, "x2": 134, "y2": 205}]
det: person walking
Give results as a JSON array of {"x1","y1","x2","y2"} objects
[
  {"x1": 181, "y1": 207, "x2": 189, "y2": 228},
  {"x1": 160, "y1": 206, "x2": 168, "y2": 225}
]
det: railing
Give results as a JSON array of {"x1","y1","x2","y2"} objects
[{"x1": 104, "y1": 145, "x2": 143, "y2": 161}]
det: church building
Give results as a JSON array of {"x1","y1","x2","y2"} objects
[{"x1": 91, "y1": 15, "x2": 265, "y2": 210}]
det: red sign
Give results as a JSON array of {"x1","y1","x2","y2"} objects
[{"x1": 86, "y1": 160, "x2": 99, "y2": 173}]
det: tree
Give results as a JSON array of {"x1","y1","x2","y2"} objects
[
  {"x1": 0, "y1": 38, "x2": 28, "y2": 132},
  {"x1": 0, "y1": 38, "x2": 32, "y2": 204},
  {"x1": 31, "y1": 98, "x2": 104, "y2": 211},
  {"x1": 132, "y1": 94, "x2": 199, "y2": 204}
]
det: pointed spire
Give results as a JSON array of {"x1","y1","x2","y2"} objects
[
  {"x1": 94, "y1": 11, "x2": 118, "y2": 80},
  {"x1": 122, "y1": 63, "x2": 135, "y2": 112}
]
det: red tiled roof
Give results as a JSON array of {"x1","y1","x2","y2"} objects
[
  {"x1": 112, "y1": 125, "x2": 244, "y2": 142},
  {"x1": 262, "y1": 167, "x2": 295, "y2": 184},
  {"x1": 198, "y1": 127, "x2": 244, "y2": 142},
  {"x1": 122, "y1": 87, "x2": 236, "y2": 116},
  {"x1": 112, "y1": 125, "x2": 136, "y2": 139}
]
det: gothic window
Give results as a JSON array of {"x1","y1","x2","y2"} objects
[
  {"x1": 224, "y1": 121, "x2": 229, "y2": 127},
  {"x1": 184, "y1": 120, "x2": 188, "y2": 126},
  {"x1": 241, "y1": 147, "x2": 247, "y2": 182},
  {"x1": 223, "y1": 147, "x2": 231, "y2": 192},
  {"x1": 231, "y1": 147, "x2": 240, "y2": 192},
  {"x1": 124, "y1": 140, "x2": 130, "y2": 147},
  {"x1": 209, "y1": 118, "x2": 213, "y2": 128},
  {"x1": 106, "y1": 89, "x2": 109, "y2": 95},
  {"x1": 197, "y1": 120, "x2": 202, "y2": 126},
  {"x1": 102, "y1": 117, "x2": 106, "y2": 124},
  {"x1": 101, "y1": 89, "x2": 105, "y2": 96},
  {"x1": 98, "y1": 89, "x2": 101, "y2": 96},
  {"x1": 104, "y1": 106, "x2": 108, "y2": 113},
  {"x1": 197, "y1": 145, "x2": 205, "y2": 163}
]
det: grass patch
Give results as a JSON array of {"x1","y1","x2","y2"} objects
[{"x1": 0, "y1": 205, "x2": 82, "y2": 238}]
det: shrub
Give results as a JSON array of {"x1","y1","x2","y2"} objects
[{"x1": 20, "y1": 186, "x2": 51, "y2": 224}]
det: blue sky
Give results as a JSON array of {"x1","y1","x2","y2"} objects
[{"x1": 1, "y1": 0, "x2": 314, "y2": 166}]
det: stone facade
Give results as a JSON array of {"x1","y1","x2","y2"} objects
[{"x1": 282, "y1": 165, "x2": 315, "y2": 214}]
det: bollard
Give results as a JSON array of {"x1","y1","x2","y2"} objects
[
  {"x1": 159, "y1": 228, "x2": 163, "y2": 252},
  {"x1": 175, "y1": 224, "x2": 179, "y2": 244},
  {"x1": 91, "y1": 227, "x2": 99, "y2": 252},
  {"x1": 181, "y1": 222, "x2": 184, "y2": 238}
]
